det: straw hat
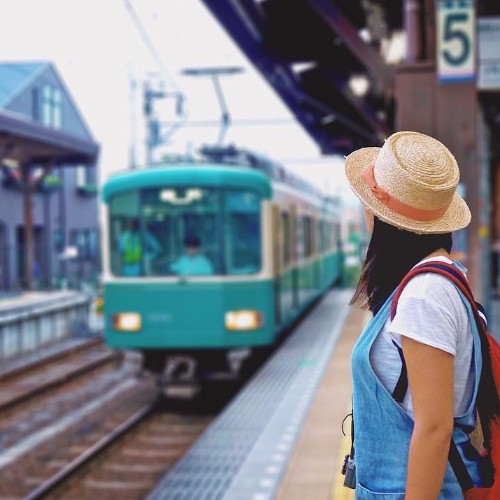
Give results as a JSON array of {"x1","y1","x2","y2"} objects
[{"x1": 344, "y1": 131, "x2": 471, "y2": 234}]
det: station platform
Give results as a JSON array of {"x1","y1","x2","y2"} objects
[
  {"x1": 0, "y1": 289, "x2": 94, "y2": 362},
  {"x1": 148, "y1": 289, "x2": 365, "y2": 500},
  {"x1": 0, "y1": 289, "x2": 88, "y2": 316}
]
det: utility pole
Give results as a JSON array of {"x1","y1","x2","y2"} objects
[
  {"x1": 181, "y1": 66, "x2": 244, "y2": 145},
  {"x1": 144, "y1": 81, "x2": 166, "y2": 166},
  {"x1": 128, "y1": 70, "x2": 138, "y2": 169},
  {"x1": 17, "y1": 162, "x2": 51, "y2": 290},
  {"x1": 143, "y1": 80, "x2": 185, "y2": 166}
]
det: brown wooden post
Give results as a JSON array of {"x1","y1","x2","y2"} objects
[
  {"x1": 395, "y1": 0, "x2": 487, "y2": 300},
  {"x1": 404, "y1": 0, "x2": 423, "y2": 63}
]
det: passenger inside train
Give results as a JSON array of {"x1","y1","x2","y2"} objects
[
  {"x1": 118, "y1": 218, "x2": 162, "y2": 277},
  {"x1": 170, "y1": 234, "x2": 214, "y2": 276}
]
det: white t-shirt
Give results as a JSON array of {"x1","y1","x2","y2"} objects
[{"x1": 370, "y1": 256, "x2": 475, "y2": 419}]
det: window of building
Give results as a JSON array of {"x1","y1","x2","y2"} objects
[
  {"x1": 53, "y1": 229, "x2": 64, "y2": 253},
  {"x1": 41, "y1": 85, "x2": 62, "y2": 129},
  {"x1": 76, "y1": 166, "x2": 87, "y2": 187},
  {"x1": 68, "y1": 228, "x2": 99, "y2": 260},
  {"x1": 32, "y1": 87, "x2": 39, "y2": 122}
]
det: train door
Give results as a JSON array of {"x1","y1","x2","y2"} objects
[
  {"x1": 280, "y1": 210, "x2": 293, "y2": 321},
  {"x1": 313, "y1": 216, "x2": 321, "y2": 293},
  {"x1": 291, "y1": 205, "x2": 299, "y2": 309},
  {"x1": 272, "y1": 204, "x2": 282, "y2": 326}
]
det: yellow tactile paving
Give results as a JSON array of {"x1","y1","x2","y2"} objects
[{"x1": 275, "y1": 304, "x2": 369, "y2": 500}]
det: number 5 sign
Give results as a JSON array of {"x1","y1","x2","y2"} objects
[{"x1": 437, "y1": 0, "x2": 475, "y2": 82}]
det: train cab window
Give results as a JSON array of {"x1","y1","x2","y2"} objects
[
  {"x1": 224, "y1": 190, "x2": 261, "y2": 275},
  {"x1": 108, "y1": 187, "x2": 261, "y2": 277},
  {"x1": 109, "y1": 192, "x2": 141, "y2": 277}
]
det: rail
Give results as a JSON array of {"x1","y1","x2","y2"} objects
[{"x1": 24, "y1": 402, "x2": 157, "y2": 500}]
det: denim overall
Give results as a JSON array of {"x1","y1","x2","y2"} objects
[{"x1": 351, "y1": 279, "x2": 483, "y2": 499}]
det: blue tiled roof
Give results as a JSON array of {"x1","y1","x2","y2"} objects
[{"x1": 0, "y1": 62, "x2": 49, "y2": 107}]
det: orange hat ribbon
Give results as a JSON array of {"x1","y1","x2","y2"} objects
[{"x1": 362, "y1": 163, "x2": 450, "y2": 221}]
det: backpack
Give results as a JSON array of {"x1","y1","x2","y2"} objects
[{"x1": 391, "y1": 261, "x2": 500, "y2": 499}]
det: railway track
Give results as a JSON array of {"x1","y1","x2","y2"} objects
[
  {"x1": 0, "y1": 336, "x2": 119, "y2": 413},
  {"x1": 22, "y1": 399, "x2": 214, "y2": 500},
  {"x1": 0, "y1": 339, "x2": 249, "y2": 499}
]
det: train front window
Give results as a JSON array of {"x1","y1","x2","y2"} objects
[
  {"x1": 108, "y1": 187, "x2": 261, "y2": 277},
  {"x1": 224, "y1": 190, "x2": 261, "y2": 275}
]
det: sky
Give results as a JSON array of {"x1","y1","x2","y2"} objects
[{"x1": 0, "y1": 0, "x2": 358, "y2": 205}]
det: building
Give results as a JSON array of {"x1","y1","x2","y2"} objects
[{"x1": 0, "y1": 62, "x2": 99, "y2": 291}]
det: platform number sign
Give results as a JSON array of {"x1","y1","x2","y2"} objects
[{"x1": 437, "y1": 0, "x2": 475, "y2": 82}]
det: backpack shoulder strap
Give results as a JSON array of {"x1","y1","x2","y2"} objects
[
  {"x1": 390, "y1": 261, "x2": 481, "y2": 492},
  {"x1": 390, "y1": 261, "x2": 485, "y2": 331}
]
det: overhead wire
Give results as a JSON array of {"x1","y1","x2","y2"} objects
[{"x1": 121, "y1": 0, "x2": 182, "y2": 95}]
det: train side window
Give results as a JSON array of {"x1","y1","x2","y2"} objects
[
  {"x1": 334, "y1": 222, "x2": 341, "y2": 251},
  {"x1": 303, "y1": 216, "x2": 313, "y2": 258},
  {"x1": 296, "y1": 216, "x2": 304, "y2": 260},
  {"x1": 281, "y1": 212, "x2": 291, "y2": 266},
  {"x1": 320, "y1": 219, "x2": 326, "y2": 253},
  {"x1": 328, "y1": 221, "x2": 334, "y2": 250}
]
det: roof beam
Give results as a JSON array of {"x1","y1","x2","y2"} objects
[
  {"x1": 201, "y1": 0, "x2": 388, "y2": 154},
  {"x1": 318, "y1": 68, "x2": 392, "y2": 137},
  {"x1": 307, "y1": 0, "x2": 394, "y2": 88},
  {"x1": 0, "y1": 110, "x2": 99, "y2": 163},
  {"x1": 201, "y1": 0, "x2": 337, "y2": 151}
]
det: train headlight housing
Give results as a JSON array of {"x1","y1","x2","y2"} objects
[
  {"x1": 225, "y1": 310, "x2": 263, "y2": 331},
  {"x1": 113, "y1": 313, "x2": 142, "y2": 332}
]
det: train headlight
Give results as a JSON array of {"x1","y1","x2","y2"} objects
[
  {"x1": 225, "y1": 310, "x2": 263, "y2": 331},
  {"x1": 113, "y1": 313, "x2": 142, "y2": 332}
]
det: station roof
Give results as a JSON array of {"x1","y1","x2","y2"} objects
[
  {"x1": 200, "y1": 0, "x2": 403, "y2": 156},
  {"x1": 200, "y1": 0, "x2": 500, "y2": 157},
  {"x1": 0, "y1": 62, "x2": 47, "y2": 107},
  {"x1": 0, "y1": 109, "x2": 99, "y2": 165},
  {"x1": 0, "y1": 61, "x2": 99, "y2": 166}
]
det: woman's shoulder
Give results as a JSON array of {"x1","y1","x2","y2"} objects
[{"x1": 400, "y1": 268, "x2": 464, "y2": 306}]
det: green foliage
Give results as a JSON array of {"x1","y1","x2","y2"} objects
[
  {"x1": 343, "y1": 263, "x2": 361, "y2": 288},
  {"x1": 77, "y1": 183, "x2": 98, "y2": 196}
]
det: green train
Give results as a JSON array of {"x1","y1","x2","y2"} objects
[{"x1": 101, "y1": 147, "x2": 343, "y2": 382}]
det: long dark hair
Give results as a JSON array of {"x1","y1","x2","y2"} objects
[{"x1": 350, "y1": 216, "x2": 452, "y2": 314}]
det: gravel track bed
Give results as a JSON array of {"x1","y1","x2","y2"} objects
[
  {"x1": 0, "y1": 342, "x2": 119, "y2": 413},
  {"x1": 0, "y1": 375, "x2": 156, "y2": 498},
  {"x1": 0, "y1": 353, "x2": 141, "y2": 450},
  {"x1": 46, "y1": 410, "x2": 213, "y2": 499}
]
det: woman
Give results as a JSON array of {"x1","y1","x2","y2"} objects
[{"x1": 344, "y1": 131, "x2": 485, "y2": 499}]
